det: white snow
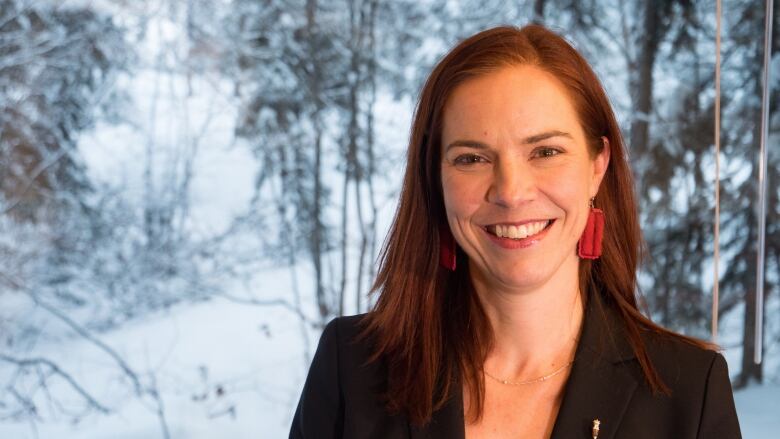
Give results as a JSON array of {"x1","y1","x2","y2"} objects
[
  {"x1": 0, "y1": 273, "x2": 314, "y2": 439},
  {"x1": 734, "y1": 384, "x2": 780, "y2": 439}
]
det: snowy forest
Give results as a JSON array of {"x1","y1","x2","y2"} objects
[{"x1": 0, "y1": 0, "x2": 778, "y2": 437}]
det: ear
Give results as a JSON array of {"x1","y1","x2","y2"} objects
[{"x1": 590, "y1": 136, "x2": 611, "y2": 197}]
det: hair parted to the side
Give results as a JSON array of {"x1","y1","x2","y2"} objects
[{"x1": 358, "y1": 23, "x2": 715, "y2": 426}]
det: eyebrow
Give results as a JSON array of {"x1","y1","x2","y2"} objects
[{"x1": 445, "y1": 130, "x2": 573, "y2": 152}]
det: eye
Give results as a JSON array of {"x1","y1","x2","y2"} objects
[
  {"x1": 532, "y1": 147, "x2": 562, "y2": 158},
  {"x1": 453, "y1": 154, "x2": 487, "y2": 165}
]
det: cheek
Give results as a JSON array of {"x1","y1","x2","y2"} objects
[
  {"x1": 551, "y1": 181, "x2": 585, "y2": 209},
  {"x1": 441, "y1": 170, "x2": 487, "y2": 225},
  {"x1": 538, "y1": 165, "x2": 591, "y2": 222}
]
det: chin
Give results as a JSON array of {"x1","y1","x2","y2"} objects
[
  {"x1": 487, "y1": 250, "x2": 576, "y2": 289},
  {"x1": 505, "y1": 272, "x2": 552, "y2": 291},
  {"x1": 484, "y1": 261, "x2": 552, "y2": 290}
]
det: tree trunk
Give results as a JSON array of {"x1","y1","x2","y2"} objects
[
  {"x1": 737, "y1": 216, "x2": 764, "y2": 388},
  {"x1": 306, "y1": 0, "x2": 328, "y2": 323},
  {"x1": 364, "y1": 0, "x2": 379, "y2": 310},
  {"x1": 532, "y1": 0, "x2": 546, "y2": 23},
  {"x1": 629, "y1": 1, "x2": 661, "y2": 160}
]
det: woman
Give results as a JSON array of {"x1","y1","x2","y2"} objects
[{"x1": 289, "y1": 24, "x2": 742, "y2": 439}]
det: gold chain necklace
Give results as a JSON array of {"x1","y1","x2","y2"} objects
[{"x1": 483, "y1": 360, "x2": 574, "y2": 385}]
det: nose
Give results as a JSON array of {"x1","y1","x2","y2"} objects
[{"x1": 486, "y1": 158, "x2": 537, "y2": 208}]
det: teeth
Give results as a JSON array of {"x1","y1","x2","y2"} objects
[
  {"x1": 493, "y1": 220, "x2": 549, "y2": 239},
  {"x1": 518, "y1": 225, "x2": 529, "y2": 237}
]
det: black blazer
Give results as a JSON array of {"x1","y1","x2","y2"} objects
[{"x1": 289, "y1": 296, "x2": 742, "y2": 439}]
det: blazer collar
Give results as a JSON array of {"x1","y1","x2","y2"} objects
[
  {"x1": 408, "y1": 390, "x2": 465, "y2": 439},
  {"x1": 410, "y1": 294, "x2": 639, "y2": 439},
  {"x1": 549, "y1": 294, "x2": 639, "y2": 439}
]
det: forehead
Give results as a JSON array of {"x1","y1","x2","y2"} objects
[{"x1": 441, "y1": 65, "x2": 583, "y2": 142}]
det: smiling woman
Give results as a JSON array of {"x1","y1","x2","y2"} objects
[{"x1": 289, "y1": 24, "x2": 742, "y2": 439}]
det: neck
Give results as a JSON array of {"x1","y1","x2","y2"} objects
[{"x1": 469, "y1": 253, "x2": 584, "y2": 380}]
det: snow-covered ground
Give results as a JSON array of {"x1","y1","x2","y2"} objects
[
  {"x1": 0, "y1": 294, "x2": 776, "y2": 439},
  {"x1": 0, "y1": 277, "x2": 310, "y2": 439},
  {"x1": 735, "y1": 383, "x2": 780, "y2": 439}
]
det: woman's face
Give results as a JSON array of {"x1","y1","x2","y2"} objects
[{"x1": 440, "y1": 64, "x2": 609, "y2": 293}]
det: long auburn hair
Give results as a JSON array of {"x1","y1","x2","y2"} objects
[{"x1": 359, "y1": 24, "x2": 714, "y2": 426}]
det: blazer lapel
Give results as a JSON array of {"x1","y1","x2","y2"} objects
[
  {"x1": 408, "y1": 384, "x2": 465, "y2": 439},
  {"x1": 550, "y1": 295, "x2": 638, "y2": 439}
]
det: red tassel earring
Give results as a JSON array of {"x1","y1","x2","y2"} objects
[
  {"x1": 439, "y1": 223, "x2": 457, "y2": 271},
  {"x1": 578, "y1": 197, "x2": 605, "y2": 259}
]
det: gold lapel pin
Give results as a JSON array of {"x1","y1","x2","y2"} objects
[{"x1": 592, "y1": 419, "x2": 601, "y2": 439}]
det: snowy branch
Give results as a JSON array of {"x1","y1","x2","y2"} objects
[{"x1": 0, "y1": 353, "x2": 111, "y2": 415}]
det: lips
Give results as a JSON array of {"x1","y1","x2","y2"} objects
[
  {"x1": 485, "y1": 220, "x2": 552, "y2": 239},
  {"x1": 481, "y1": 219, "x2": 555, "y2": 249}
]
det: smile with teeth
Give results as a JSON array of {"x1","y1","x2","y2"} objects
[{"x1": 488, "y1": 220, "x2": 552, "y2": 240}]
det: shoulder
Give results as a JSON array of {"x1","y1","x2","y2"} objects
[
  {"x1": 324, "y1": 313, "x2": 369, "y2": 339},
  {"x1": 297, "y1": 312, "x2": 373, "y2": 393},
  {"x1": 319, "y1": 314, "x2": 406, "y2": 430},
  {"x1": 632, "y1": 327, "x2": 730, "y2": 406},
  {"x1": 638, "y1": 329, "x2": 740, "y2": 429},
  {"x1": 318, "y1": 313, "x2": 382, "y2": 386},
  {"x1": 621, "y1": 330, "x2": 742, "y2": 437},
  {"x1": 319, "y1": 313, "x2": 371, "y2": 361},
  {"x1": 290, "y1": 313, "x2": 391, "y2": 438},
  {"x1": 641, "y1": 330, "x2": 721, "y2": 377}
]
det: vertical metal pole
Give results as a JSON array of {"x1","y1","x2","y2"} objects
[
  {"x1": 756, "y1": 0, "x2": 773, "y2": 365},
  {"x1": 712, "y1": 0, "x2": 722, "y2": 343}
]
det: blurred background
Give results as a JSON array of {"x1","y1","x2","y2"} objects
[{"x1": 0, "y1": 0, "x2": 777, "y2": 437}]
